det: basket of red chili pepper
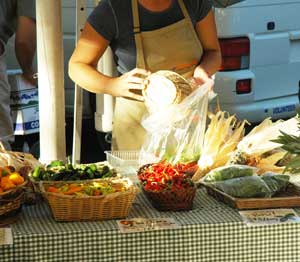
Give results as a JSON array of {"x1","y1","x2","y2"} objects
[{"x1": 137, "y1": 162, "x2": 198, "y2": 211}]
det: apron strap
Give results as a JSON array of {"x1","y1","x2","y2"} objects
[
  {"x1": 131, "y1": 0, "x2": 140, "y2": 33},
  {"x1": 177, "y1": 0, "x2": 201, "y2": 44},
  {"x1": 131, "y1": 0, "x2": 146, "y2": 69}
]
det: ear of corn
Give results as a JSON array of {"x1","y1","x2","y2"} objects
[
  {"x1": 237, "y1": 117, "x2": 300, "y2": 156},
  {"x1": 192, "y1": 111, "x2": 247, "y2": 182},
  {"x1": 230, "y1": 116, "x2": 300, "y2": 175}
]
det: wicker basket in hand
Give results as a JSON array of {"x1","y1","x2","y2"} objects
[{"x1": 40, "y1": 178, "x2": 139, "y2": 221}]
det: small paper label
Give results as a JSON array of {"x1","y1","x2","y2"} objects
[
  {"x1": 239, "y1": 209, "x2": 300, "y2": 226},
  {"x1": 0, "y1": 228, "x2": 13, "y2": 245},
  {"x1": 117, "y1": 217, "x2": 180, "y2": 233}
]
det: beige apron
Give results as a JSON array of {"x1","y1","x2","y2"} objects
[{"x1": 112, "y1": 0, "x2": 203, "y2": 150}]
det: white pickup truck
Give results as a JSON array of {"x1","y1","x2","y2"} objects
[{"x1": 213, "y1": 0, "x2": 300, "y2": 122}]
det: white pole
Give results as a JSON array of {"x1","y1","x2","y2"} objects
[
  {"x1": 36, "y1": 0, "x2": 66, "y2": 162},
  {"x1": 72, "y1": 0, "x2": 87, "y2": 164},
  {"x1": 95, "y1": 48, "x2": 115, "y2": 133},
  {"x1": 94, "y1": 0, "x2": 116, "y2": 135}
]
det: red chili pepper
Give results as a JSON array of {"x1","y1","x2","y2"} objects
[{"x1": 138, "y1": 161, "x2": 195, "y2": 193}]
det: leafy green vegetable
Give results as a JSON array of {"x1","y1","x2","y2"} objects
[
  {"x1": 204, "y1": 165, "x2": 254, "y2": 182},
  {"x1": 213, "y1": 176, "x2": 273, "y2": 198},
  {"x1": 261, "y1": 172, "x2": 290, "y2": 194},
  {"x1": 31, "y1": 162, "x2": 115, "y2": 181},
  {"x1": 32, "y1": 166, "x2": 41, "y2": 179},
  {"x1": 211, "y1": 172, "x2": 290, "y2": 198},
  {"x1": 47, "y1": 160, "x2": 65, "y2": 168}
]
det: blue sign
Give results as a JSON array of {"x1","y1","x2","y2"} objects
[{"x1": 273, "y1": 104, "x2": 296, "y2": 114}]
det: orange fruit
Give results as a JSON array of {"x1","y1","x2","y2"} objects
[
  {"x1": 1, "y1": 176, "x2": 16, "y2": 191},
  {"x1": 8, "y1": 172, "x2": 25, "y2": 185},
  {"x1": 47, "y1": 186, "x2": 59, "y2": 193}
]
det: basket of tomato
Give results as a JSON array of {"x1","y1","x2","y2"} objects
[{"x1": 137, "y1": 161, "x2": 198, "y2": 211}]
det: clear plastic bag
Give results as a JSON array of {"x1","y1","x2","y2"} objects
[
  {"x1": 213, "y1": 176, "x2": 273, "y2": 198},
  {"x1": 203, "y1": 164, "x2": 257, "y2": 183},
  {"x1": 139, "y1": 80, "x2": 214, "y2": 165}
]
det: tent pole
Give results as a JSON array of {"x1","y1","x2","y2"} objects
[
  {"x1": 72, "y1": 0, "x2": 87, "y2": 164},
  {"x1": 36, "y1": 0, "x2": 66, "y2": 163},
  {"x1": 94, "y1": 0, "x2": 115, "y2": 136}
]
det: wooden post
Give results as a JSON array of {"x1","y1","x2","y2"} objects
[
  {"x1": 36, "y1": 0, "x2": 66, "y2": 162},
  {"x1": 72, "y1": 0, "x2": 86, "y2": 164}
]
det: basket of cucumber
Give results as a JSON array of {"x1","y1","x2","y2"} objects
[{"x1": 29, "y1": 160, "x2": 118, "y2": 194}]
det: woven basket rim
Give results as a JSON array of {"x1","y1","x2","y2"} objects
[
  {"x1": 0, "y1": 191, "x2": 24, "y2": 203},
  {"x1": 39, "y1": 178, "x2": 139, "y2": 199},
  {"x1": 0, "y1": 180, "x2": 28, "y2": 198},
  {"x1": 142, "y1": 185, "x2": 196, "y2": 194}
]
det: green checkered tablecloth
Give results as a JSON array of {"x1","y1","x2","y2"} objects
[{"x1": 1, "y1": 188, "x2": 300, "y2": 262}]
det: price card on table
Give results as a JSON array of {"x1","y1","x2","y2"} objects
[
  {"x1": 239, "y1": 209, "x2": 300, "y2": 226},
  {"x1": 0, "y1": 228, "x2": 13, "y2": 245},
  {"x1": 117, "y1": 217, "x2": 180, "y2": 233}
]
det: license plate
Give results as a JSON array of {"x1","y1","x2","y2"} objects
[{"x1": 272, "y1": 104, "x2": 296, "y2": 114}]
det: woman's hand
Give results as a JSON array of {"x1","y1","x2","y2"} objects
[
  {"x1": 22, "y1": 71, "x2": 37, "y2": 86},
  {"x1": 190, "y1": 66, "x2": 211, "y2": 89},
  {"x1": 107, "y1": 68, "x2": 151, "y2": 101}
]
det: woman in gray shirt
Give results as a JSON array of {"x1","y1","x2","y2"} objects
[{"x1": 69, "y1": 0, "x2": 221, "y2": 150}]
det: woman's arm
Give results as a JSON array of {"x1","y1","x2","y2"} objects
[
  {"x1": 68, "y1": 22, "x2": 150, "y2": 101},
  {"x1": 15, "y1": 16, "x2": 37, "y2": 85},
  {"x1": 193, "y1": 10, "x2": 222, "y2": 84}
]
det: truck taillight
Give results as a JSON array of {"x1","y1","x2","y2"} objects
[
  {"x1": 236, "y1": 79, "x2": 251, "y2": 94},
  {"x1": 219, "y1": 37, "x2": 250, "y2": 71}
]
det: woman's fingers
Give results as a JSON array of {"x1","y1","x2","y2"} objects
[
  {"x1": 129, "y1": 68, "x2": 151, "y2": 77},
  {"x1": 125, "y1": 91, "x2": 145, "y2": 101},
  {"x1": 142, "y1": 79, "x2": 150, "y2": 89},
  {"x1": 128, "y1": 76, "x2": 145, "y2": 85},
  {"x1": 130, "y1": 93, "x2": 145, "y2": 101}
]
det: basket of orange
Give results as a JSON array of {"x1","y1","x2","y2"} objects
[
  {"x1": 0, "y1": 166, "x2": 28, "y2": 220},
  {"x1": 40, "y1": 178, "x2": 139, "y2": 221}
]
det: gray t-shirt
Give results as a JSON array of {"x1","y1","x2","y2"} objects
[
  {"x1": 88, "y1": 0, "x2": 212, "y2": 74},
  {"x1": 0, "y1": 0, "x2": 36, "y2": 44}
]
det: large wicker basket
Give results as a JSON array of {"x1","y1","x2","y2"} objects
[
  {"x1": 40, "y1": 178, "x2": 139, "y2": 221},
  {"x1": 142, "y1": 187, "x2": 196, "y2": 211}
]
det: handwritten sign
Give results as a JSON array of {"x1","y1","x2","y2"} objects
[
  {"x1": 0, "y1": 228, "x2": 13, "y2": 245},
  {"x1": 239, "y1": 209, "x2": 300, "y2": 226},
  {"x1": 117, "y1": 217, "x2": 180, "y2": 233}
]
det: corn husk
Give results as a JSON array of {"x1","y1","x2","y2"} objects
[
  {"x1": 192, "y1": 111, "x2": 247, "y2": 182},
  {"x1": 237, "y1": 117, "x2": 300, "y2": 156},
  {"x1": 255, "y1": 151, "x2": 286, "y2": 174},
  {"x1": 229, "y1": 117, "x2": 300, "y2": 174}
]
